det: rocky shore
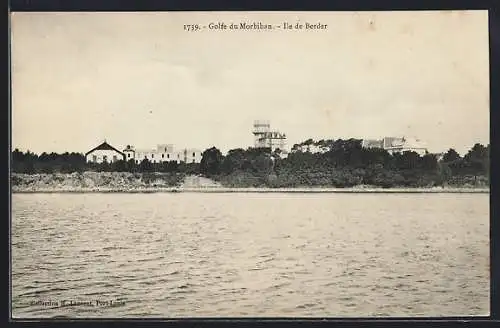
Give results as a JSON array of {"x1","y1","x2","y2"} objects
[
  {"x1": 11, "y1": 172, "x2": 489, "y2": 194},
  {"x1": 11, "y1": 172, "x2": 184, "y2": 193}
]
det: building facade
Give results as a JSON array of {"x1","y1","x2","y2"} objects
[
  {"x1": 122, "y1": 144, "x2": 203, "y2": 164},
  {"x1": 362, "y1": 136, "x2": 428, "y2": 156},
  {"x1": 293, "y1": 144, "x2": 329, "y2": 154},
  {"x1": 252, "y1": 120, "x2": 287, "y2": 155},
  {"x1": 179, "y1": 148, "x2": 203, "y2": 163},
  {"x1": 85, "y1": 141, "x2": 125, "y2": 163}
]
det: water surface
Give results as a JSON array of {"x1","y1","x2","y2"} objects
[{"x1": 11, "y1": 193, "x2": 489, "y2": 318}]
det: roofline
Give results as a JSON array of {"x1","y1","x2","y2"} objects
[
  {"x1": 384, "y1": 146, "x2": 427, "y2": 150},
  {"x1": 85, "y1": 143, "x2": 125, "y2": 157}
]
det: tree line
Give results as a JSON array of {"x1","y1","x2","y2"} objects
[
  {"x1": 198, "y1": 139, "x2": 489, "y2": 188},
  {"x1": 11, "y1": 139, "x2": 489, "y2": 188},
  {"x1": 11, "y1": 150, "x2": 199, "y2": 175}
]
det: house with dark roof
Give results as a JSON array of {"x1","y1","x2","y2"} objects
[{"x1": 85, "y1": 141, "x2": 125, "y2": 163}]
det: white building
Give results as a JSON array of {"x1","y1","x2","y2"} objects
[
  {"x1": 362, "y1": 136, "x2": 428, "y2": 156},
  {"x1": 179, "y1": 148, "x2": 203, "y2": 163},
  {"x1": 123, "y1": 144, "x2": 203, "y2": 164},
  {"x1": 294, "y1": 144, "x2": 329, "y2": 154},
  {"x1": 252, "y1": 120, "x2": 288, "y2": 154},
  {"x1": 361, "y1": 139, "x2": 384, "y2": 149},
  {"x1": 123, "y1": 145, "x2": 135, "y2": 161},
  {"x1": 85, "y1": 141, "x2": 125, "y2": 163}
]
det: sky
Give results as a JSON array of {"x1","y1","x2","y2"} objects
[{"x1": 11, "y1": 11, "x2": 489, "y2": 155}]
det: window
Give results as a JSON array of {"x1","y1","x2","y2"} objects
[
  {"x1": 192, "y1": 152, "x2": 195, "y2": 157},
  {"x1": 152, "y1": 154, "x2": 154, "y2": 158},
  {"x1": 136, "y1": 160, "x2": 139, "y2": 164},
  {"x1": 128, "y1": 153, "x2": 131, "y2": 158},
  {"x1": 167, "y1": 154, "x2": 170, "y2": 159},
  {"x1": 103, "y1": 155, "x2": 107, "y2": 162},
  {"x1": 165, "y1": 147, "x2": 167, "y2": 152},
  {"x1": 192, "y1": 159, "x2": 195, "y2": 163},
  {"x1": 113, "y1": 155, "x2": 117, "y2": 162},
  {"x1": 92, "y1": 155, "x2": 97, "y2": 162},
  {"x1": 162, "y1": 154, "x2": 164, "y2": 158}
]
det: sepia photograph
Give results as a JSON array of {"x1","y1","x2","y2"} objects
[{"x1": 10, "y1": 10, "x2": 490, "y2": 318}]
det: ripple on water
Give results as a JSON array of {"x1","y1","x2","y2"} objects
[{"x1": 11, "y1": 193, "x2": 490, "y2": 317}]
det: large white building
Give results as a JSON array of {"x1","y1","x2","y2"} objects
[
  {"x1": 123, "y1": 144, "x2": 203, "y2": 164},
  {"x1": 362, "y1": 136, "x2": 428, "y2": 156},
  {"x1": 252, "y1": 120, "x2": 288, "y2": 156},
  {"x1": 86, "y1": 141, "x2": 203, "y2": 164}
]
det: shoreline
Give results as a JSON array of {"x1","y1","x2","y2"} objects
[
  {"x1": 12, "y1": 186, "x2": 490, "y2": 194},
  {"x1": 11, "y1": 172, "x2": 490, "y2": 194}
]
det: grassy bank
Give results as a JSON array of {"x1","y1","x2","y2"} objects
[
  {"x1": 11, "y1": 173, "x2": 489, "y2": 193},
  {"x1": 11, "y1": 172, "x2": 185, "y2": 192},
  {"x1": 211, "y1": 170, "x2": 489, "y2": 189}
]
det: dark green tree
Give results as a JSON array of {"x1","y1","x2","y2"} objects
[
  {"x1": 252, "y1": 153, "x2": 274, "y2": 176},
  {"x1": 421, "y1": 153, "x2": 438, "y2": 171},
  {"x1": 139, "y1": 158, "x2": 153, "y2": 173},
  {"x1": 303, "y1": 138, "x2": 314, "y2": 146},
  {"x1": 221, "y1": 148, "x2": 246, "y2": 174},
  {"x1": 463, "y1": 143, "x2": 489, "y2": 177},
  {"x1": 441, "y1": 148, "x2": 461, "y2": 163},
  {"x1": 200, "y1": 147, "x2": 224, "y2": 176},
  {"x1": 111, "y1": 160, "x2": 127, "y2": 172}
]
